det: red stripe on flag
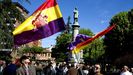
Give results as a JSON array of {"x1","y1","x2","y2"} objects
[
  {"x1": 77, "y1": 24, "x2": 115, "y2": 48},
  {"x1": 33, "y1": 0, "x2": 57, "y2": 14}
]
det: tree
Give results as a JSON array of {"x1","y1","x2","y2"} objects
[
  {"x1": 79, "y1": 28, "x2": 105, "y2": 63},
  {"x1": 52, "y1": 32, "x2": 72, "y2": 62},
  {"x1": 0, "y1": 0, "x2": 30, "y2": 61},
  {"x1": 23, "y1": 46, "x2": 44, "y2": 53},
  {"x1": 0, "y1": 0, "x2": 30, "y2": 49},
  {"x1": 127, "y1": 9, "x2": 133, "y2": 51},
  {"x1": 104, "y1": 9, "x2": 133, "y2": 63},
  {"x1": 53, "y1": 28, "x2": 104, "y2": 63}
]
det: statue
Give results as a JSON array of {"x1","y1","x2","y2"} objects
[{"x1": 73, "y1": 8, "x2": 79, "y2": 25}]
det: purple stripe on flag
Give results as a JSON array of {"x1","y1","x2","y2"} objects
[
  {"x1": 67, "y1": 34, "x2": 91, "y2": 50},
  {"x1": 14, "y1": 18, "x2": 65, "y2": 45}
]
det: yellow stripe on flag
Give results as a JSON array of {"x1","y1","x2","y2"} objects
[
  {"x1": 13, "y1": 16, "x2": 35, "y2": 36},
  {"x1": 13, "y1": 5, "x2": 62, "y2": 36},
  {"x1": 41, "y1": 5, "x2": 62, "y2": 23}
]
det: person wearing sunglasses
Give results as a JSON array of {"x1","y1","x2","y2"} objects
[{"x1": 93, "y1": 64, "x2": 103, "y2": 75}]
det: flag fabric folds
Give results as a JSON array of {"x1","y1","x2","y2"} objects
[
  {"x1": 13, "y1": 0, "x2": 65, "y2": 45},
  {"x1": 67, "y1": 34, "x2": 92, "y2": 51},
  {"x1": 68, "y1": 25, "x2": 115, "y2": 54}
]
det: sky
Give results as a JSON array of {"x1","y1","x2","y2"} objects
[{"x1": 15, "y1": 0, "x2": 133, "y2": 48}]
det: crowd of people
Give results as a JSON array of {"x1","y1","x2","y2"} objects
[{"x1": 0, "y1": 55, "x2": 133, "y2": 75}]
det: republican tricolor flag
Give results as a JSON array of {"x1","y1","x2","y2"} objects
[
  {"x1": 68, "y1": 25, "x2": 115, "y2": 54},
  {"x1": 13, "y1": 0, "x2": 65, "y2": 45}
]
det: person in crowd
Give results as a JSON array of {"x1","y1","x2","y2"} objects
[
  {"x1": 77, "y1": 63, "x2": 84, "y2": 75},
  {"x1": 93, "y1": 64, "x2": 103, "y2": 75},
  {"x1": 130, "y1": 68, "x2": 133, "y2": 75},
  {"x1": 63, "y1": 64, "x2": 68, "y2": 75},
  {"x1": 0, "y1": 60, "x2": 6, "y2": 75},
  {"x1": 0, "y1": 60, "x2": 4, "y2": 75},
  {"x1": 88, "y1": 65, "x2": 94, "y2": 75},
  {"x1": 2, "y1": 58, "x2": 18, "y2": 75},
  {"x1": 51, "y1": 61, "x2": 57, "y2": 75},
  {"x1": 35, "y1": 62, "x2": 44, "y2": 75},
  {"x1": 56, "y1": 64, "x2": 64, "y2": 75},
  {"x1": 43, "y1": 61, "x2": 56, "y2": 75},
  {"x1": 16, "y1": 55, "x2": 36, "y2": 75},
  {"x1": 82, "y1": 65, "x2": 89, "y2": 75},
  {"x1": 120, "y1": 65, "x2": 132, "y2": 75},
  {"x1": 67, "y1": 63, "x2": 79, "y2": 75},
  {"x1": 43, "y1": 62, "x2": 52, "y2": 75}
]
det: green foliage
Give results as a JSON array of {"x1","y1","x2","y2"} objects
[
  {"x1": 23, "y1": 46, "x2": 44, "y2": 53},
  {"x1": 52, "y1": 32, "x2": 72, "y2": 62},
  {"x1": 53, "y1": 28, "x2": 105, "y2": 62},
  {"x1": 0, "y1": 51, "x2": 12, "y2": 62},
  {"x1": 0, "y1": 0, "x2": 26, "y2": 49},
  {"x1": 79, "y1": 28, "x2": 94, "y2": 36},
  {"x1": 79, "y1": 28, "x2": 105, "y2": 61},
  {"x1": 0, "y1": 0, "x2": 31, "y2": 62},
  {"x1": 104, "y1": 9, "x2": 133, "y2": 62},
  {"x1": 23, "y1": 47, "x2": 31, "y2": 52}
]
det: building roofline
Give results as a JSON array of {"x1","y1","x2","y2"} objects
[{"x1": 13, "y1": 2, "x2": 29, "y2": 14}]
